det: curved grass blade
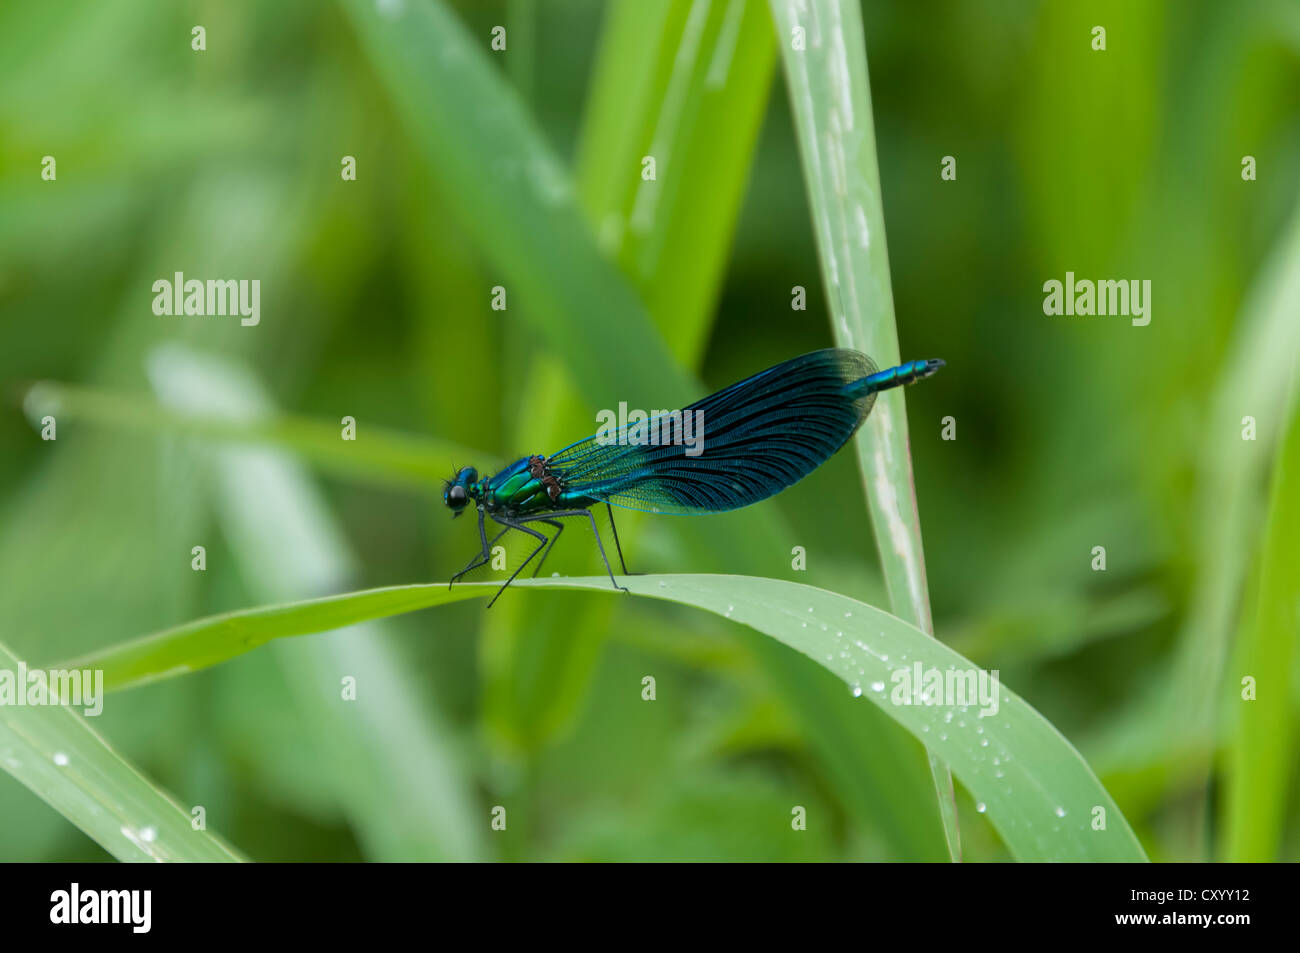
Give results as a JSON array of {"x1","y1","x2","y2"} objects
[
  {"x1": 55, "y1": 574, "x2": 1145, "y2": 861},
  {"x1": 0, "y1": 639, "x2": 243, "y2": 862},
  {"x1": 769, "y1": 0, "x2": 959, "y2": 857}
]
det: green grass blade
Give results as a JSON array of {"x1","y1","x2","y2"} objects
[
  {"x1": 339, "y1": 0, "x2": 692, "y2": 411},
  {"x1": 0, "y1": 639, "x2": 243, "y2": 862},
  {"x1": 59, "y1": 583, "x2": 474, "y2": 693},
  {"x1": 768, "y1": 0, "x2": 959, "y2": 858},
  {"x1": 1222, "y1": 387, "x2": 1300, "y2": 860},
  {"x1": 56, "y1": 574, "x2": 1144, "y2": 861},
  {"x1": 575, "y1": 0, "x2": 778, "y2": 362},
  {"x1": 21, "y1": 381, "x2": 497, "y2": 490},
  {"x1": 1168, "y1": 203, "x2": 1300, "y2": 744}
]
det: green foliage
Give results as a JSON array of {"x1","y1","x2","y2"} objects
[{"x1": 1, "y1": 0, "x2": 1297, "y2": 862}]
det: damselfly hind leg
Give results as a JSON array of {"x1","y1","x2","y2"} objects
[
  {"x1": 531, "y1": 509, "x2": 626, "y2": 580},
  {"x1": 605, "y1": 503, "x2": 636, "y2": 576},
  {"x1": 502, "y1": 508, "x2": 628, "y2": 599}
]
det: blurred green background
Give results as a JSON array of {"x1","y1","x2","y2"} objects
[{"x1": 2, "y1": 0, "x2": 1298, "y2": 861}]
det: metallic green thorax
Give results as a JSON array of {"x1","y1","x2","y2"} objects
[{"x1": 443, "y1": 459, "x2": 595, "y2": 518}]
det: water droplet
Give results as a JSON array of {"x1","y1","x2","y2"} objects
[
  {"x1": 52, "y1": 752, "x2": 69, "y2": 767},
  {"x1": 870, "y1": 681, "x2": 885, "y2": 693},
  {"x1": 975, "y1": 802, "x2": 987, "y2": 814},
  {"x1": 980, "y1": 738, "x2": 989, "y2": 747},
  {"x1": 851, "y1": 683, "x2": 863, "y2": 697},
  {"x1": 1054, "y1": 806, "x2": 1066, "y2": 818},
  {"x1": 141, "y1": 826, "x2": 158, "y2": 842},
  {"x1": 844, "y1": 611, "x2": 852, "y2": 618}
]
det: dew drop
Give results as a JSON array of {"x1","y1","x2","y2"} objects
[
  {"x1": 1054, "y1": 806, "x2": 1066, "y2": 818},
  {"x1": 870, "y1": 681, "x2": 885, "y2": 693},
  {"x1": 976, "y1": 802, "x2": 987, "y2": 814},
  {"x1": 52, "y1": 752, "x2": 69, "y2": 767}
]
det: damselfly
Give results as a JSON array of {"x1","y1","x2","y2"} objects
[{"x1": 444, "y1": 349, "x2": 943, "y2": 606}]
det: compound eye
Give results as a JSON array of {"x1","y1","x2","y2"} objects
[{"x1": 447, "y1": 485, "x2": 467, "y2": 507}]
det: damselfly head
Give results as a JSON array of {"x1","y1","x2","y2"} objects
[{"x1": 443, "y1": 466, "x2": 478, "y2": 516}]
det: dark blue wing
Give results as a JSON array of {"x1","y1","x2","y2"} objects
[{"x1": 547, "y1": 349, "x2": 878, "y2": 514}]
